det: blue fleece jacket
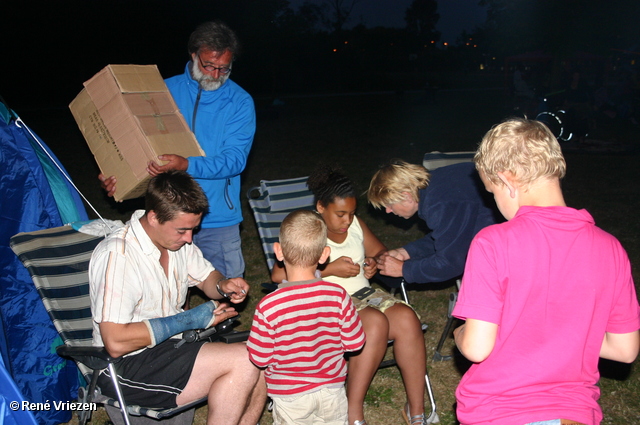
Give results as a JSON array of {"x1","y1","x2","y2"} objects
[
  {"x1": 402, "y1": 162, "x2": 500, "y2": 284},
  {"x1": 165, "y1": 63, "x2": 256, "y2": 229}
]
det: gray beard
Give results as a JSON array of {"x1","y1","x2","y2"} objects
[{"x1": 190, "y1": 61, "x2": 230, "y2": 91}]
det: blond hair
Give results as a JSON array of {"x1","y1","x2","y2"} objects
[
  {"x1": 367, "y1": 159, "x2": 430, "y2": 208},
  {"x1": 279, "y1": 210, "x2": 327, "y2": 268},
  {"x1": 475, "y1": 118, "x2": 566, "y2": 189}
]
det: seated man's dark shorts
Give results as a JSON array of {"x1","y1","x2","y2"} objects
[{"x1": 97, "y1": 338, "x2": 207, "y2": 408}]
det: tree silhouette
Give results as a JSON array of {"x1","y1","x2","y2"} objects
[{"x1": 405, "y1": 0, "x2": 440, "y2": 41}]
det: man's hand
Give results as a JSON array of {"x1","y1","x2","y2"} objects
[
  {"x1": 211, "y1": 302, "x2": 238, "y2": 326},
  {"x1": 325, "y1": 256, "x2": 360, "y2": 278},
  {"x1": 217, "y1": 278, "x2": 250, "y2": 304},
  {"x1": 376, "y1": 252, "x2": 405, "y2": 277},
  {"x1": 147, "y1": 154, "x2": 189, "y2": 176},
  {"x1": 98, "y1": 174, "x2": 118, "y2": 199}
]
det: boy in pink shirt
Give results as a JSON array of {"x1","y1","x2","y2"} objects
[{"x1": 452, "y1": 118, "x2": 640, "y2": 425}]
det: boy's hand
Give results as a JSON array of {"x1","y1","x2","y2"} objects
[
  {"x1": 385, "y1": 248, "x2": 410, "y2": 261},
  {"x1": 377, "y1": 252, "x2": 404, "y2": 277},
  {"x1": 326, "y1": 256, "x2": 360, "y2": 278}
]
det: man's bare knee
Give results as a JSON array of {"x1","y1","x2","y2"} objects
[{"x1": 177, "y1": 342, "x2": 256, "y2": 406}]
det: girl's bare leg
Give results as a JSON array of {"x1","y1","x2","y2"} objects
[
  {"x1": 386, "y1": 304, "x2": 426, "y2": 418},
  {"x1": 346, "y1": 307, "x2": 389, "y2": 424}
]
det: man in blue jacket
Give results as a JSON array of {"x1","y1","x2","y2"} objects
[
  {"x1": 101, "y1": 21, "x2": 255, "y2": 279},
  {"x1": 367, "y1": 159, "x2": 499, "y2": 284}
]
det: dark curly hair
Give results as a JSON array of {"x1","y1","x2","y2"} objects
[{"x1": 306, "y1": 164, "x2": 357, "y2": 208}]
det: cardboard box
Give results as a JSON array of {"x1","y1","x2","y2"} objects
[{"x1": 70, "y1": 65, "x2": 204, "y2": 201}]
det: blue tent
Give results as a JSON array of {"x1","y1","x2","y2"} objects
[
  {"x1": 0, "y1": 354, "x2": 38, "y2": 425},
  {"x1": 0, "y1": 98, "x2": 89, "y2": 425}
]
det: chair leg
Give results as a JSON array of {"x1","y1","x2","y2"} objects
[
  {"x1": 77, "y1": 386, "x2": 90, "y2": 425},
  {"x1": 108, "y1": 363, "x2": 133, "y2": 425},
  {"x1": 400, "y1": 279, "x2": 410, "y2": 304},
  {"x1": 424, "y1": 371, "x2": 440, "y2": 423},
  {"x1": 78, "y1": 371, "x2": 101, "y2": 425},
  {"x1": 433, "y1": 291, "x2": 458, "y2": 362}
]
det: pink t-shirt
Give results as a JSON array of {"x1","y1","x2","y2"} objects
[{"x1": 453, "y1": 206, "x2": 640, "y2": 425}]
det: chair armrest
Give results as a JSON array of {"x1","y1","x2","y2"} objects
[
  {"x1": 220, "y1": 330, "x2": 250, "y2": 344},
  {"x1": 57, "y1": 318, "x2": 240, "y2": 371},
  {"x1": 56, "y1": 345, "x2": 122, "y2": 370}
]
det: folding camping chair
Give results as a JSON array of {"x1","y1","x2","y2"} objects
[
  {"x1": 422, "y1": 151, "x2": 475, "y2": 362},
  {"x1": 10, "y1": 223, "x2": 240, "y2": 425},
  {"x1": 247, "y1": 176, "x2": 439, "y2": 424}
]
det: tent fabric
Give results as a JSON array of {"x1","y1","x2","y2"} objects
[
  {"x1": 26, "y1": 126, "x2": 85, "y2": 225},
  {"x1": 0, "y1": 99, "x2": 89, "y2": 425},
  {"x1": 0, "y1": 354, "x2": 38, "y2": 425}
]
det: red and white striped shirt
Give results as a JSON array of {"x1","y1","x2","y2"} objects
[{"x1": 247, "y1": 279, "x2": 365, "y2": 397}]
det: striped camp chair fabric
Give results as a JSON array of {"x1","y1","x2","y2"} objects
[
  {"x1": 10, "y1": 225, "x2": 103, "y2": 350},
  {"x1": 246, "y1": 176, "x2": 315, "y2": 271},
  {"x1": 10, "y1": 224, "x2": 203, "y2": 424},
  {"x1": 422, "y1": 151, "x2": 475, "y2": 170}
]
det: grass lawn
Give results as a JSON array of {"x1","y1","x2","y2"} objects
[{"x1": 20, "y1": 75, "x2": 639, "y2": 424}]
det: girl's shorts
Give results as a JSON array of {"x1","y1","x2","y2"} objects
[{"x1": 350, "y1": 286, "x2": 417, "y2": 317}]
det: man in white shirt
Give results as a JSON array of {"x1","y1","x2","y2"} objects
[{"x1": 89, "y1": 170, "x2": 265, "y2": 425}]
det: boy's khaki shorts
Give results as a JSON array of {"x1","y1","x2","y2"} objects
[{"x1": 271, "y1": 386, "x2": 347, "y2": 425}]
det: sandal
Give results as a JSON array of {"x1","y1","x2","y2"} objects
[
  {"x1": 402, "y1": 402, "x2": 427, "y2": 425},
  {"x1": 352, "y1": 421, "x2": 367, "y2": 425}
]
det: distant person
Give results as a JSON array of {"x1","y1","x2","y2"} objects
[
  {"x1": 100, "y1": 20, "x2": 255, "y2": 279},
  {"x1": 367, "y1": 159, "x2": 498, "y2": 285},
  {"x1": 247, "y1": 209, "x2": 365, "y2": 425},
  {"x1": 271, "y1": 166, "x2": 429, "y2": 425},
  {"x1": 452, "y1": 118, "x2": 640, "y2": 425},
  {"x1": 90, "y1": 171, "x2": 265, "y2": 425}
]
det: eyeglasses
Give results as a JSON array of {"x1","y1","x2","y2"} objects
[{"x1": 197, "y1": 55, "x2": 232, "y2": 75}]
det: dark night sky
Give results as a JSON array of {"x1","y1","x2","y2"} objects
[
  {"x1": 1, "y1": 0, "x2": 487, "y2": 111},
  {"x1": 288, "y1": 0, "x2": 487, "y2": 42}
]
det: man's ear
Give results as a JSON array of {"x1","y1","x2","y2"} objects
[
  {"x1": 273, "y1": 242, "x2": 284, "y2": 262},
  {"x1": 147, "y1": 211, "x2": 159, "y2": 226},
  {"x1": 497, "y1": 171, "x2": 518, "y2": 198},
  {"x1": 318, "y1": 246, "x2": 331, "y2": 265}
]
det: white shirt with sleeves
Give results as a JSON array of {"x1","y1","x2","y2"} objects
[{"x1": 89, "y1": 210, "x2": 215, "y2": 354}]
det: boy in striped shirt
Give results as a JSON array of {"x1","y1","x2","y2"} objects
[{"x1": 247, "y1": 210, "x2": 365, "y2": 425}]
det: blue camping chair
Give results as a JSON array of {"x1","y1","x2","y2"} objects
[
  {"x1": 10, "y1": 222, "x2": 241, "y2": 425},
  {"x1": 247, "y1": 176, "x2": 439, "y2": 424}
]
